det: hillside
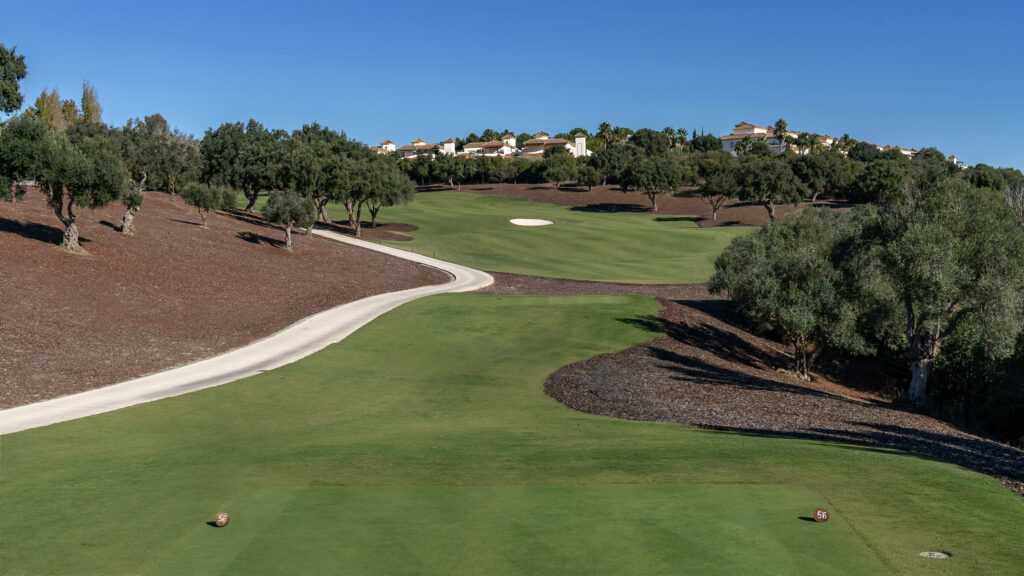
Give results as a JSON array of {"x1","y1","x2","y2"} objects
[{"x1": 0, "y1": 192, "x2": 448, "y2": 407}]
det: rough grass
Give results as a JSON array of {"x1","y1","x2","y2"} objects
[
  {"x1": 326, "y1": 191, "x2": 751, "y2": 283},
  {"x1": 3, "y1": 294, "x2": 1022, "y2": 574}
]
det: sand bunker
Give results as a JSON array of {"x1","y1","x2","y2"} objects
[{"x1": 510, "y1": 218, "x2": 554, "y2": 226}]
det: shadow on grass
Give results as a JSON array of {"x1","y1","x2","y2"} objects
[
  {"x1": 571, "y1": 203, "x2": 649, "y2": 213},
  {"x1": 654, "y1": 216, "x2": 700, "y2": 223},
  {"x1": 616, "y1": 314, "x2": 664, "y2": 334}
]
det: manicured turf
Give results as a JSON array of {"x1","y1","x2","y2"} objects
[
  {"x1": 329, "y1": 191, "x2": 751, "y2": 283},
  {"x1": 3, "y1": 295, "x2": 1022, "y2": 574}
]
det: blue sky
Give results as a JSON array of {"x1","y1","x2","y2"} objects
[{"x1": 2, "y1": 1, "x2": 1022, "y2": 168}]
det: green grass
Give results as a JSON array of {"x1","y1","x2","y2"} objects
[
  {"x1": 3, "y1": 294, "x2": 1022, "y2": 574},
  {"x1": 322, "y1": 191, "x2": 750, "y2": 283}
]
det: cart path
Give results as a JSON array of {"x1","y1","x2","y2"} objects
[{"x1": 0, "y1": 228, "x2": 493, "y2": 435}]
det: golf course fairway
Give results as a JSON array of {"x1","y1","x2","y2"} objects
[
  {"x1": 3, "y1": 295, "x2": 1022, "y2": 574},
  {"x1": 328, "y1": 191, "x2": 751, "y2": 283}
]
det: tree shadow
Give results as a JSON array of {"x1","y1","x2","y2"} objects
[
  {"x1": 654, "y1": 216, "x2": 700, "y2": 223},
  {"x1": 571, "y1": 203, "x2": 649, "y2": 213},
  {"x1": 236, "y1": 230, "x2": 282, "y2": 247},
  {"x1": 0, "y1": 217, "x2": 89, "y2": 245},
  {"x1": 659, "y1": 310, "x2": 788, "y2": 370},
  {"x1": 616, "y1": 314, "x2": 664, "y2": 334},
  {"x1": 99, "y1": 220, "x2": 120, "y2": 232},
  {"x1": 168, "y1": 218, "x2": 205, "y2": 228}
]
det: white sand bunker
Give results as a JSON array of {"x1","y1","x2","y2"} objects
[{"x1": 509, "y1": 218, "x2": 554, "y2": 226}]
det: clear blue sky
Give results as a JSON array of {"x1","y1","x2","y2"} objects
[{"x1": 2, "y1": 0, "x2": 1022, "y2": 168}]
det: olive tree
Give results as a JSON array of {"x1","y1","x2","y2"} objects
[
  {"x1": 182, "y1": 182, "x2": 236, "y2": 228},
  {"x1": 876, "y1": 178, "x2": 1024, "y2": 406},
  {"x1": 260, "y1": 189, "x2": 316, "y2": 251},
  {"x1": 0, "y1": 115, "x2": 127, "y2": 252}
]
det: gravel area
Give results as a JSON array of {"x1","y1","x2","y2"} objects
[
  {"x1": 0, "y1": 192, "x2": 448, "y2": 408},
  {"x1": 483, "y1": 273, "x2": 1024, "y2": 496}
]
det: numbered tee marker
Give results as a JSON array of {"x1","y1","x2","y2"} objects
[{"x1": 814, "y1": 508, "x2": 829, "y2": 522}]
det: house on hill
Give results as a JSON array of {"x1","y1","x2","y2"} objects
[
  {"x1": 720, "y1": 121, "x2": 799, "y2": 155},
  {"x1": 394, "y1": 138, "x2": 456, "y2": 159},
  {"x1": 461, "y1": 134, "x2": 517, "y2": 157},
  {"x1": 520, "y1": 132, "x2": 591, "y2": 158}
]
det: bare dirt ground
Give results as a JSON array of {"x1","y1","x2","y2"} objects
[
  {"x1": 425, "y1": 183, "x2": 851, "y2": 227},
  {"x1": 0, "y1": 192, "x2": 448, "y2": 408},
  {"x1": 484, "y1": 273, "x2": 1024, "y2": 496}
]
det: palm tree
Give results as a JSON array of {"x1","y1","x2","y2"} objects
[
  {"x1": 773, "y1": 118, "x2": 789, "y2": 152},
  {"x1": 597, "y1": 122, "x2": 613, "y2": 149},
  {"x1": 675, "y1": 127, "x2": 689, "y2": 149}
]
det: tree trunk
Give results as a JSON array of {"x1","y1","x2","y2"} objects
[
  {"x1": 909, "y1": 358, "x2": 933, "y2": 407},
  {"x1": 712, "y1": 206, "x2": 718, "y2": 222},
  {"x1": 121, "y1": 206, "x2": 138, "y2": 235},
  {"x1": 284, "y1": 222, "x2": 293, "y2": 252},
  {"x1": 61, "y1": 220, "x2": 81, "y2": 252},
  {"x1": 199, "y1": 208, "x2": 208, "y2": 228},
  {"x1": 766, "y1": 201, "x2": 776, "y2": 220},
  {"x1": 317, "y1": 199, "x2": 330, "y2": 223},
  {"x1": 369, "y1": 204, "x2": 380, "y2": 228},
  {"x1": 649, "y1": 192, "x2": 658, "y2": 213},
  {"x1": 354, "y1": 201, "x2": 364, "y2": 237},
  {"x1": 810, "y1": 189, "x2": 821, "y2": 203},
  {"x1": 245, "y1": 190, "x2": 258, "y2": 212},
  {"x1": 345, "y1": 199, "x2": 356, "y2": 229}
]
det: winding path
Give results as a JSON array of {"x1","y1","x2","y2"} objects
[{"x1": 0, "y1": 229, "x2": 492, "y2": 435}]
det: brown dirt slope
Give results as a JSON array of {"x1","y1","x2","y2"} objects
[
  {"x1": 483, "y1": 273, "x2": 1024, "y2": 496},
  {"x1": 0, "y1": 192, "x2": 448, "y2": 408},
  {"x1": 428, "y1": 183, "x2": 851, "y2": 227}
]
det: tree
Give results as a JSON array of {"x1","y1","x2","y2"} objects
[
  {"x1": 690, "y1": 133, "x2": 722, "y2": 152},
  {"x1": 182, "y1": 183, "x2": 236, "y2": 228},
  {"x1": 847, "y1": 159, "x2": 910, "y2": 204},
  {"x1": 848, "y1": 141, "x2": 881, "y2": 163},
  {"x1": 791, "y1": 151, "x2": 850, "y2": 202},
  {"x1": 260, "y1": 189, "x2": 316, "y2": 251},
  {"x1": 710, "y1": 208, "x2": 881, "y2": 378},
  {"x1": 0, "y1": 115, "x2": 128, "y2": 251},
  {"x1": 1006, "y1": 181, "x2": 1024, "y2": 227},
  {"x1": 620, "y1": 154, "x2": 682, "y2": 212},
  {"x1": 542, "y1": 145, "x2": 577, "y2": 188},
  {"x1": 346, "y1": 153, "x2": 415, "y2": 237},
  {"x1": 577, "y1": 164, "x2": 602, "y2": 190},
  {"x1": 966, "y1": 164, "x2": 1007, "y2": 191},
  {"x1": 773, "y1": 118, "x2": 790, "y2": 151},
  {"x1": 0, "y1": 43, "x2": 28, "y2": 116},
  {"x1": 591, "y1": 143, "x2": 635, "y2": 185},
  {"x1": 876, "y1": 177, "x2": 1024, "y2": 406},
  {"x1": 202, "y1": 119, "x2": 286, "y2": 210},
  {"x1": 80, "y1": 81, "x2": 102, "y2": 124},
  {"x1": 597, "y1": 122, "x2": 613, "y2": 149},
  {"x1": 736, "y1": 155, "x2": 805, "y2": 219},
  {"x1": 631, "y1": 128, "x2": 670, "y2": 156},
  {"x1": 31, "y1": 88, "x2": 67, "y2": 132},
  {"x1": 697, "y1": 151, "x2": 740, "y2": 222},
  {"x1": 286, "y1": 123, "x2": 354, "y2": 227}
]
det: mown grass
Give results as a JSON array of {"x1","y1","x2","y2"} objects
[
  {"x1": 318, "y1": 191, "x2": 751, "y2": 283},
  {"x1": 3, "y1": 294, "x2": 1021, "y2": 574}
]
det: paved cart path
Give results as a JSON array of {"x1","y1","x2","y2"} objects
[{"x1": 0, "y1": 229, "x2": 493, "y2": 435}]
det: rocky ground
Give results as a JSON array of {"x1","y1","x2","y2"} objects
[
  {"x1": 485, "y1": 273, "x2": 1024, "y2": 497},
  {"x1": 0, "y1": 191, "x2": 448, "y2": 408}
]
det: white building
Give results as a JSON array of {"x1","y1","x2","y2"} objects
[
  {"x1": 394, "y1": 138, "x2": 456, "y2": 159},
  {"x1": 520, "y1": 132, "x2": 591, "y2": 158}
]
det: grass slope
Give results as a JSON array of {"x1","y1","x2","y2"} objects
[
  {"x1": 329, "y1": 191, "x2": 750, "y2": 283},
  {"x1": 3, "y1": 294, "x2": 1022, "y2": 574}
]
